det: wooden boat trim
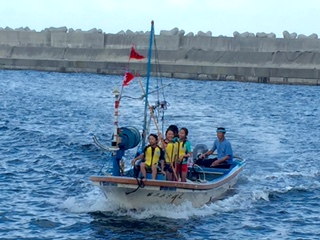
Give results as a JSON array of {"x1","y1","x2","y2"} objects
[{"x1": 90, "y1": 166, "x2": 243, "y2": 190}]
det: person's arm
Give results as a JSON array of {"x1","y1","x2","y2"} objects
[
  {"x1": 160, "y1": 148, "x2": 165, "y2": 174},
  {"x1": 186, "y1": 141, "x2": 192, "y2": 157},
  {"x1": 201, "y1": 149, "x2": 214, "y2": 159},
  {"x1": 131, "y1": 153, "x2": 144, "y2": 165},
  {"x1": 201, "y1": 140, "x2": 217, "y2": 158},
  {"x1": 212, "y1": 155, "x2": 230, "y2": 166}
]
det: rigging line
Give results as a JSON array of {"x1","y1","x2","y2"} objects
[
  {"x1": 153, "y1": 38, "x2": 167, "y2": 104},
  {"x1": 153, "y1": 37, "x2": 165, "y2": 99},
  {"x1": 153, "y1": 35, "x2": 162, "y2": 78},
  {"x1": 153, "y1": 36, "x2": 161, "y2": 125},
  {"x1": 120, "y1": 95, "x2": 144, "y2": 100},
  {"x1": 153, "y1": 34, "x2": 168, "y2": 133},
  {"x1": 125, "y1": 177, "x2": 145, "y2": 195},
  {"x1": 119, "y1": 61, "x2": 131, "y2": 102},
  {"x1": 122, "y1": 83, "x2": 173, "y2": 101},
  {"x1": 97, "y1": 152, "x2": 112, "y2": 175},
  {"x1": 137, "y1": 75, "x2": 166, "y2": 149}
]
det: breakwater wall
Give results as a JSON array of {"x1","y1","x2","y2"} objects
[{"x1": 1, "y1": 27, "x2": 320, "y2": 85}]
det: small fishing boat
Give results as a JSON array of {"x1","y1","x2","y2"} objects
[
  {"x1": 90, "y1": 21, "x2": 246, "y2": 208},
  {"x1": 90, "y1": 156, "x2": 246, "y2": 208}
]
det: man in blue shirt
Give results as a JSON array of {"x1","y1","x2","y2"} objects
[{"x1": 199, "y1": 127, "x2": 233, "y2": 167}]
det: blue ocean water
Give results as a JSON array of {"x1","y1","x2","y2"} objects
[{"x1": 0, "y1": 69, "x2": 319, "y2": 239}]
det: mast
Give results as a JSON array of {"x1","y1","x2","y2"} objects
[{"x1": 141, "y1": 20, "x2": 154, "y2": 149}]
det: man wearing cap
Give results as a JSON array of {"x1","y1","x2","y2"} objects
[{"x1": 199, "y1": 127, "x2": 233, "y2": 167}]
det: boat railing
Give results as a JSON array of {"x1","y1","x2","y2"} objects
[{"x1": 233, "y1": 156, "x2": 247, "y2": 166}]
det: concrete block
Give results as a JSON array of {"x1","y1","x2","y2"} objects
[
  {"x1": 10, "y1": 47, "x2": 66, "y2": 59},
  {"x1": 240, "y1": 32, "x2": 250, "y2": 38},
  {"x1": 126, "y1": 30, "x2": 135, "y2": 35},
  {"x1": 308, "y1": 33, "x2": 318, "y2": 39},
  {"x1": 51, "y1": 32, "x2": 104, "y2": 48},
  {"x1": 135, "y1": 31, "x2": 145, "y2": 35},
  {"x1": 24, "y1": 27, "x2": 33, "y2": 32},
  {"x1": 283, "y1": 31, "x2": 297, "y2": 39},
  {"x1": 287, "y1": 78, "x2": 318, "y2": 84},
  {"x1": 105, "y1": 34, "x2": 179, "y2": 51},
  {"x1": 44, "y1": 26, "x2": 68, "y2": 32},
  {"x1": 233, "y1": 31, "x2": 240, "y2": 38},
  {"x1": 0, "y1": 31, "x2": 51, "y2": 47},
  {"x1": 105, "y1": 34, "x2": 150, "y2": 49},
  {"x1": 180, "y1": 35, "x2": 214, "y2": 50},
  {"x1": 185, "y1": 32, "x2": 194, "y2": 37},
  {"x1": 160, "y1": 27, "x2": 179, "y2": 36},
  {"x1": 267, "y1": 33, "x2": 276, "y2": 38},
  {"x1": 173, "y1": 72, "x2": 197, "y2": 79},
  {"x1": 87, "y1": 28, "x2": 102, "y2": 33},
  {"x1": 155, "y1": 35, "x2": 180, "y2": 50},
  {"x1": 298, "y1": 34, "x2": 308, "y2": 39},
  {"x1": 0, "y1": 46, "x2": 13, "y2": 57},
  {"x1": 178, "y1": 30, "x2": 185, "y2": 36},
  {"x1": 197, "y1": 31, "x2": 212, "y2": 37},
  {"x1": 256, "y1": 32, "x2": 267, "y2": 38},
  {"x1": 62, "y1": 48, "x2": 131, "y2": 61},
  {"x1": 15, "y1": 27, "x2": 26, "y2": 31}
]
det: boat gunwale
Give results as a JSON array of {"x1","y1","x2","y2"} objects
[{"x1": 90, "y1": 164, "x2": 244, "y2": 190}]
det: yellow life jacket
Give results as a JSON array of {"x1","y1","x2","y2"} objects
[
  {"x1": 177, "y1": 141, "x2": 187, "y2": 158},
  {"x1": 144, "y1": 145, "x2": 162, "y2": 166},
  {"x1": 165, "y1": 142, "x2": 177, "y2": 164},
  {"x1": 177, "y1": 140, "x2": 190, "y2": 164}
]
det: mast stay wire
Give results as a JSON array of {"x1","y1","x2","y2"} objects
[{"x1": 153, "y1": 34, "x2": 169, "y2": 134}]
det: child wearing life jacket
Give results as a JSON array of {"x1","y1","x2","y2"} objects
[
  {"x1": 167, "y1": 124, "x2": 179, "y2": 143},
  {"x1": 162, "y1": 128, "x2": 177, "y2": 181},
  {"x1": 131, "y1": 134, "x2": 165, "y2": 180},
  {"x1": 176, "y1": 127, "x2": 192, "y2": 182}
]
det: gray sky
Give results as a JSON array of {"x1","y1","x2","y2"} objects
[{"x1": 0, "y1": 0, "x2": 319, "y2": 37}]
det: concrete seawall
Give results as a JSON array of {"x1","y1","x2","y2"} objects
[{"x1": 1, "y1": 28, "x2": 320, "y2": 85}]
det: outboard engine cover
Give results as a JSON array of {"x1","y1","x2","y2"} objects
[{"x1": 192, "y1": 144, "x2": 208, "y2": 160}]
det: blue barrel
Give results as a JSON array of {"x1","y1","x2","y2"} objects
[{"x1": 118, "y1": 126, "x2": 141, "y2": 150}]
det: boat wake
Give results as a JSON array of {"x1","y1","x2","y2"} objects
[
  {"x1": 61, "y1": 187, "x2": 252, "y2": 220},
  {"x1": 244, "y1": 166, "x2": 320, "y2": 203}
]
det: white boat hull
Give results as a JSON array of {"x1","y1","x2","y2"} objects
[
  {"x1": 95, "y1": 175, "x2": 239, "y2": 208},
  {"x1": 91, "y1": 162, "x2": 245, "y2": 208}
]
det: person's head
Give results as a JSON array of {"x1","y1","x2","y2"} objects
[
  {"x1": 148, "y1": 133, "x2": 158, "y2": 146},
  {"x1": 167, "y1": 125, "x2": 179, "y2": 137},
  {"x1": 216, "y1": 127, "x2": 226, "y2": 140},
  {"x1": 165, "y1": 129, "x2": 174, "y2": 142},
  {"x1": 179, "y1": 127, "x2": 188, "y2": 140}
]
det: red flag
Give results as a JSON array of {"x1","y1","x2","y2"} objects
[
  {"x1": 122, "y1": 70, "x2": 135, "y2": 87},
  {"x1": 129, "y1": 45, "x2": 145, "y2": 60}
]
